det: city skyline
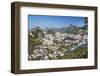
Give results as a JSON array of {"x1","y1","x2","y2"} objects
[{"x1": 28, "y1": 15, "x2": 85, "y2": 30}]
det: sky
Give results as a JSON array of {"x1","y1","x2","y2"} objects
[{"x1": 28, "y1": 15, "x2": 85, "y2": 30}]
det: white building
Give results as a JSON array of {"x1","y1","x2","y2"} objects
[
  {"x1": 43, "y1": 39, "x2": 53, "y2": 46},
  {"x1": 83, "y1": 35, "x2": 88, "y2": 40},
  {"x1": 55, "y1": 32, "x2": 61, "y2": 38},
  {"x1": 45, "y1": 34, "x2": 53, "y2": 40},
  {"x1": 29, "y1": 33, "x2": 34, "y2": 37}
]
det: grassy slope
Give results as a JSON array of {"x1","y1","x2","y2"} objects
[{"x1": 62, "y1": 48, "x2": 88, "y2": 59}]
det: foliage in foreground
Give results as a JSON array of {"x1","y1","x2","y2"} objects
[{"x1": 61, "y1": 48, "x2": 88, "y2": 59}]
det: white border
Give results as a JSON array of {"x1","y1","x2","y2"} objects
[{"x1": 20, "y1": 7, "x2": 95, "y2": 70}]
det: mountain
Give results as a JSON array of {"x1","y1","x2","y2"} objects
[
  {"x1": 29, "y1": 24, "x2": 86, "y2": 35},
  {"x1": 45, "y1": 27, "x2": 62, "y2": 32},
  {"x1": 45, "y1": 24, "x2": 81, "y2": 34},
  {"x1": 65, "y1": 24, "x2": 81, "y2": 34},
  {"x1": 30, "y1": 26, "x2": 44, "y2": 38},
  {"x1": 29, "y1": 26, "x2": 43, "y2": 32}
]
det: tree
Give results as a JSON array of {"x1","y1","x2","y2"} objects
[{"x1": 82, "y1": 17, "x2": 88, "y2": 29}]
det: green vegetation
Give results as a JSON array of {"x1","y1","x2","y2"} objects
[
  {"x1": 82, "y1": 17, "x2": 88, "y2": 29},
  {"x1": 29, "y1": 28, "x2": 44, "y2": 47},
  {"x1": 30, "y1": 38, "x2": 42, "y2": 46},
  {"x1": 62, "y1": 48, "x2": 88, "y2": 59},
  {"x1": 32, "y1": 29, "x2": 44, "y2": 38},
  {"x1": 81, "y1": 25, "x2": 88, "y2": 29}
]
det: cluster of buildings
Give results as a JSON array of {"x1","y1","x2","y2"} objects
[{"x1": 28, "y1": 28, "x2": 88, "y2": 60}]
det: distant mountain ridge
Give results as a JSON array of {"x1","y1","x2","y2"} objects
[
  {"x1": 29, "y1": 26, "x2": 43, "y2": 32},
  {"x1": 29, "y1": 24, "x2": 87, "y2": 35},
  {"x1": 44, "y1": 24, "x2": 81, "y2": 34}
]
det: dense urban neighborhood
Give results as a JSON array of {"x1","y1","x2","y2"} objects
[{"x1": 28, "y1": 24, "x2": 88, "y2": 60}]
